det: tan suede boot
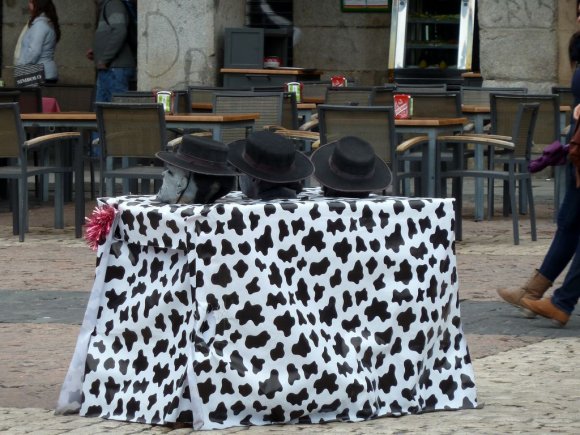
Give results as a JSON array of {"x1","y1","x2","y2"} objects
[
  {"x1": 521, "y1": 298, "x2": 570, "y2": 327},
  {"x1": 496, "y1": 270, "x2": 552, "y2": 317}
]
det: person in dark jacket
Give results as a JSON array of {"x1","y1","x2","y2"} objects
[{"x1": 87, "y1": 0, "x2": 136, "y2": 103}]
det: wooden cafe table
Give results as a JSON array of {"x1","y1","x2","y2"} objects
[
  {"x1": 20, "y1": 111, "x2": 259, "y2": 142},
  {"x1": 395, "y1": 117, "x2": 468, "y2": 198}
]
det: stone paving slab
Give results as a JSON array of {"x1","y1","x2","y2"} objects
[
  {"x1": 0, "y1": 179, "x2": 576, "y2": 433},
  {"x1": 2, "y1": 337, "x2": 579, "y2": 434}
]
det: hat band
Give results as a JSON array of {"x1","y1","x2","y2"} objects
[
  {"x1": 242, "y1": 150, "x2": 296, "y2": 175},
  {"x1": 329, "y1": 155, "x2": 375, "y2": 181},
  {"x1": 176, "y1": 150, "x2": 229, "y2": 170}
]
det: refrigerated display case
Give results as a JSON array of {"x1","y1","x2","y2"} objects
[{"x1": 388, "y1": 0, "x2": 476, "y2": 85}]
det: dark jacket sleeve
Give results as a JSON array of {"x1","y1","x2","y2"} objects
[{"x1": 93, "y1": 0, "x2": 128, "y2": 67}]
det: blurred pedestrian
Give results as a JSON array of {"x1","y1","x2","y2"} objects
[
  {"x1": 15, "y1": 0, "x2": 61, "y2": 83},
  {"x1": 88, "y1": 0, "x2": 136, "y2": 103}
]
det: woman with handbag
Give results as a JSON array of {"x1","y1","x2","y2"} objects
[{"x1": 16, "y1": 0, "x2": 61, "y2": 84}]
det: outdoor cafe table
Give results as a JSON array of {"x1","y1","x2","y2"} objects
[
  {"x1": 20, "y1": 112, "x2": 259, "y2": 142},
  {"x1": 56, "y1": 189, "x2": 478, "y2": 430},
  {"x1": 19, "y1": 112, "x2": 259, "y2": 235},
  {"x1": 395, "y1": 117, "x2": 468, "y2": 197}
]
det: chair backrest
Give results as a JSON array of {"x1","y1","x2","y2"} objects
[
  {"x1": 0, "y1": 91, "x2": 21, "y2": 104},
  {"x1": 1, "y1": 87, "x2": 42, "y2": 113},
  {"x1": 551, "y1": 86, "x2": 574, "y2": 108},
  {"x1": 171, "y1": 89, "x2": 191, "y2": 114},
  {"x1": 510, "y1": 102, "x2": 540, "y2": 160},
  {"x1": 490, "y1": 93, "x2": 560, "y2": 148},
  {"x1": 461, "y1": 86, "x2": 527, "y2": 107},
  {"x1": 397, "y1": 92, "x2": 462, "y2": 117},
  {"x1": 370, "y1": 85, "x2": 396, "y2": 106},
  {"x1": 325, "y1": 86, "x2": 374, "y2": 106},
  {"x1": 395, "y1": 83, "x2": 447, "y2": 93},
  {"x1": 95, "y1": 102, "x2": 167, "y2": 159},
  {"x1": 187, "y1": 85, "x2": 251, "y2": 107},
  {"x1": 281, "y1": 92, "x2": 299, "y2": 130},
  {"x1": 213, "y1": 91, "x2": 284, "y2": 143},
  {"x1": 317, "y1": 104, "x2": 397, "y2": 169},
  {"x1": 111, "y1": 91, "x2": 156, "y2": 104},
  {"x1": 42, "y1": 84, "x2": 95, "y2": 112},
  {"x1": 301, "y1": 81, "x2": 331, "y2": 101},
  {"x1": 0, "y1": 103, "x2": 25, "y2": 159}
]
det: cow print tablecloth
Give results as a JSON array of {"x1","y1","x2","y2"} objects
[{"x1": 57, "y1": 189, "x2": 478, "y2": 429}]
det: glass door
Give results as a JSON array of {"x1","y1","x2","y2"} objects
[{"x1": 388, "y1": 0, "x2": 475, "y2": 80}]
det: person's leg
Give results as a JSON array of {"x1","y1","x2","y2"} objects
[
  {"x1": 497, "y1": 163, "x2": 580, "y2": 310},
  {"x1": 107, "y1": 67, "x2": 136, "y2": 97},
  {"x1": 538, "y1": 163, "x2": 580, "y2": 281}
]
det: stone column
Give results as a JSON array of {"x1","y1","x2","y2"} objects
[
  {"x1": 137, "y1": 0, "x2": 245, "y2": 91},
  {"x1": 478, "y1": 0, "x2": 559, "y2": 93}
]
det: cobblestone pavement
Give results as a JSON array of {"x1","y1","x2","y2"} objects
[{"x1": 2, "y1": 179, "x2": 580, "y2": 433}]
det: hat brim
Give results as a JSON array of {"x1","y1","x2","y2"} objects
[
  {"x1": 228, "y1": 139, "x2": 314, "y2": 183},
  {"x1": 156, "y1": 151, "x2": 238, "y2": 176},
  {"x1": 311, "y1": 142, "x2": 392, "y2": 192}
]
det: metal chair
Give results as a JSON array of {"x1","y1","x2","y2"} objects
[
  {"x1": 0, "y1": 87, "x2": 42, "y2": 113},
  {"x1": 439, "y1": 102, "x2": 540, "y2": 245},
  {"x1": 0, "y1": 102, "x2": 82, "y2": 241},
  {"x1": 111, "y1": 91, "x2": 156, "y2": 104},
  {"x1": 317, "y1": 104, "x2": 398, "y2": 194},
  {"x1": 489, "y1": 93, "x2": 560, "y2": 217},
  {"x1": 187, "y1": 85, "x2": 250, "y2": 112},
  {"x1": 395, "y1": 92, "x2": 462, "y2": 196},
  {"x1": 96, "y1": 102, "x2": 167, "y2": 196},
  {"x1": 395, "y1": 83, "x2": 447, "y2": 94},
  {"x1": 301, "y1": 81, "x2": 332, "y2": 102},
  {"x1": 324, "y1": 86, "x2": 374, "y2": 106},
  {"x1": 370, "y1": 85, "x2": 396, "y2": 106},
  {"x1": 212, "y1": 91, "x2": 284, "y2": 144},
  {"x1": 42, "y1": 84, "x2": 95, "y2": 112},
  {"x1": 253, "y1": 87, "x2": 299, "y2": 130}
]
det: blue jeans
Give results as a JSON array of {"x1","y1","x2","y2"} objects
[
  {"x1": 94, "y1": 67, "x2": 136, "y2": 104},
  {"x1": 538, "y1": 162, "x2": 580, "y2": 314}
]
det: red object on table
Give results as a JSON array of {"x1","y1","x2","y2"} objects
[{"x1": 42, "y1": 97, "x2": 61, "y2": 113}]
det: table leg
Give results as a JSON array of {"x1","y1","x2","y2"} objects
[
  {"x1": 473, "y1": 115, "x2": 484, "y2": 221},
  {"x1": 211, "y1": 125, "x2": 222, "y2": 141},
  {"x1": 74, "y1": 136, "x2": 85, "y2": 238},
  {"x1": 423, "y1": 131, "x2": 437, "y2": 197}
]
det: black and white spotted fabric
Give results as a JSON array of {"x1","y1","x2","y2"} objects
[{"x1": 57, "y1": 189, "x2": 478, "y2": 429}]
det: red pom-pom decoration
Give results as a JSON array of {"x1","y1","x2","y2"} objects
[{"x1": 84, "y1": 205, "x2": 118, "y2": 250}]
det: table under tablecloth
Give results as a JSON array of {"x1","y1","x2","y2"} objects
[{"x1": 57, "y1": 188, "x2": 478, "y2": 430}]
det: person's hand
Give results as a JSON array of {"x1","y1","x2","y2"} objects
[
  {"x1": 96, "y1": 63, "x2": 108, "y2": 70},
  {"x1": 86, "y1": 49, "x2": 94, "y2": 61},
  {"x1": 574, "y1": 104, "x2": 580, "y2": 121}
]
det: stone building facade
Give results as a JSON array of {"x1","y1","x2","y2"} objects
[{"x1": 0, "y1": 0, "x2": 577, "y2": 93}]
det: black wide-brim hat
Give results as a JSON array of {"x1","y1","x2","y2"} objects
[
  {"x1": 156, "y1": 134, "x2": 237, "y2": 176},
  {"x1": 228, "y1": 131, "x2": 314, "y2": 183},
  {"x1": 311, "y1": 136, "x2": 392, "y2": 192}
]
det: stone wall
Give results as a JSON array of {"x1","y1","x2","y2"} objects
[
  {"x1": 137, "y1": 0, "x2": 245, "y2": 91},
  {"x1": 292, "y1": 1, "x2": 391, "y2": 85},
  {"x1": 477, "y1": 0, "x2": 571, "y2": 93},
  {"x1": 1, "y1": 1, "x2": 577, "y2": 91}
]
